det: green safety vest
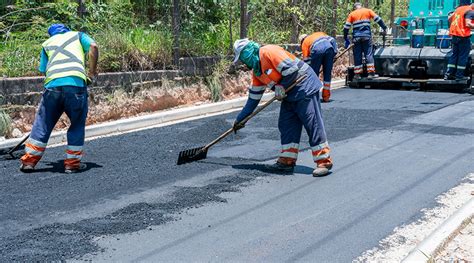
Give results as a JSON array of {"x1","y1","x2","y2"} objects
[{"x1": 42, "y1": 31, "x2": 87, "y2": 84}]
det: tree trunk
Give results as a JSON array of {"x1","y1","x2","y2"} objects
[
  {"x1": 77, "y1": 0, "x2": 86, "y2": 18},
  {"x1": 240, "y1": 0, "x2": 248, "y2": 39},
  {"x1": 172, "y1": 0, "x2": 180, "y2": 66},
  {"x1": 364, "y1": 0, "x2": 369, "y2": 7},
  {"x1": 390, "y1": 0, "x2": 396, "y2": 31},
  {"x1": 332, "y1": 0, "x2": 338, "y2": 37},
  {"x1": 290, "y1": 0, "x2": 299, "y2": 43},
  {"x1": 229, "y1": 1, "x2": 233, "y2": 52}
]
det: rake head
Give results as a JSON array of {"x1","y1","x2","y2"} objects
[{"x1": 177, "y1": 146, "x2": 208, "y2": 165}]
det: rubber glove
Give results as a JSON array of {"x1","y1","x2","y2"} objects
[
  {"x1": 274, "y1": 84, "x2": 286, "y2": 101},
  {"x1": 322, "y1": 89, "x2": 331, "y2": 103}
]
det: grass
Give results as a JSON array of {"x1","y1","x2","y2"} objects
[
  {"x1": 0, "y1": 96, "x2": 12, "y2": 137},
  {"x1": 206, "y1": 59, "x2": 231, "y2": 102}
]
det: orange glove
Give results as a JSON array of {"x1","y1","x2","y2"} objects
[{"x1": 322, "y1": 89, "x2": 331, "y2": 102}]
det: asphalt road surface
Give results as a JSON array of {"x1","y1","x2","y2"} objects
[{"x1": 1, "y1": 88, "x2": 473, "y2": 262}]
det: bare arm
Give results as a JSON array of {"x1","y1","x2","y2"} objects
[{"x1": 88, "y1": 43, "x2": 99, "y2": 77}]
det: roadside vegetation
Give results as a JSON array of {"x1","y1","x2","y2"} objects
[{"x1": 0, "y1": 0, "x2": 405, "y2": 77}]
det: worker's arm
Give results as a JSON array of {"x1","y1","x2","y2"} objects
[
  {"x1": 343, "y1": 15, "x2": 352, "y2": 48},
  {"x1": 79, "y1": 32, "x2": 99, "y2": 80},
  {"x1": 88, "y1": 43, "x2": 99, "y2": 78},
  {"x1": 235, "y1": 76, "x2": 265, "y2": 124},
  {"x1": 372, "y1": 10, "x2": 387, "y2": 31}
]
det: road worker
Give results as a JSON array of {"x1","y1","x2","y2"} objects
[
  {"x1": 445, "y1": 0, "x2": 474, "y2": 81},
  {"x1": 232, "y1": 39, "x2": 333, "y2": 177},
  {"x1": 343, "y1": 2, "x2": 387, "y2": 79},
  {"x1": 298, "y1": 32, "x2": 337, "y2": 102},
  {"x1": 20, "y1": 24, "x2": 99, "y2": 173}
]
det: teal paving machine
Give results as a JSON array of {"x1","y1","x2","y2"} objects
[{"x1": 347, "y1": 0, "x2": 474, "y2": 91}]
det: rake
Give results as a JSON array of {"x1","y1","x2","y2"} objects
[{"x1": 177, "y1": 74, "x2": 307, "y2": 165}]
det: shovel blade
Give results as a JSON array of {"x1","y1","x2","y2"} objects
[{"x1": 177, "y1": 146, "x2": 208, "y2": 165}]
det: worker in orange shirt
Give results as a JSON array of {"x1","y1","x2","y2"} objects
[
  {"x1": 445, "y1": 0, "x2": 474, "y2": 81},
  {"x1": 232, "y1": 39, "x2": 333, "y2": 177},
  {"x1": 343, "y1": 2, "x2": 386, "y2": 79},
  {"x1": 298, "y1": 32, "x2": 337, "y2": 102}
]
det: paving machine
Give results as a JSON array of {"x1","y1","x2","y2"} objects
[{"x1": 347, "y1": 0, "x2": 474, "y2": 91}]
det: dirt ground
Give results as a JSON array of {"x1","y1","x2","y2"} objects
[
  {"x1": 6, "y1": 60, "x2": 349, "y2": 139},
  {"x1": 435, "y1": 218, "x2": 474, "y2": 262}
]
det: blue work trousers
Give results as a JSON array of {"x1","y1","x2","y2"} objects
[
  {"x1": 30, "y1": 86, "x2": 88, "y2": 147},
  {"x1": 446, "y1": 36, "x2": 471, "y2": 78},
  {"x1": 353, "y1": 37, "x2": 375, "y2": 74},
  {"x1": 279, "y1": 92, "x2": 328, "y2": 150},
  {"x1": 310, "y1": 48, "x2": 336, "y2": 84}
]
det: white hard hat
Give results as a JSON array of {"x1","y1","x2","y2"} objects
[
  {"x1": 233, "y1": 38, "x2": 250, "y2": 63},
  {"x1": 298, "y1": 34, "x2": 308, "y2": 44}
]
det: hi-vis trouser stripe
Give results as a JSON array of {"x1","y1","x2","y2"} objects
[
  {"x1": 354, "y1": 65, "x2": 363, "y2": 74},
  {"x1": 323, "y1": 81, "x2": 331, "y2": 91},
  {"x1": 20, "y1": 138, "x2": 47, "y2": 166},
  {"x1": 248, "y1": 85, "x2": 265, "y2": 100},
  {"x1": 311, "y1": 142, "x2": 331, "y2": 164},
  {"x1": 448, "y1": 64, "x2": 466, "y2": 70},
  {"x1": 367, "y1": 63, "x2": 375, "y2": 73},
  {"x1": 280, "y1": 143, "x2": 299, "y2": 159},
  {"x1": 44, "y1": 33, "x2": 86, "y2": 79},
  {"x1": 64, "y1": 145, "x2": 83, "y2": 168}
]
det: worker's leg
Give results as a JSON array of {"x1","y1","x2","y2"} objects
[
  {"x1": 446, "y1": 36, "x2": 460, "y2": 78},
  {"x1": 295, "y1": 92, "x2": 332, "y2": 169},
  {"x1": 277, "y1": 100, "x2": 303, "y2": 166},
  {"x1": 20, "y1": 89, "x2": 64, "y2": 167},
  {"x1": 63, "y1": 86, "x2": 88, "y2": 170},
  {"x1": 454, "y1": 37, "x2": 471, "y2": 79},
  {"x1": 322, "y1": 48, "x2": 336, "y2": 102},
  {"x1": 310, "y1": 50, "x2": 324, "y2": 78},
  {"x1": 353, "y1": 38, "x2": 363, "y2": 76},
  {"x1": 362, "y1": 37, "x2": 375, "y2": 74}
]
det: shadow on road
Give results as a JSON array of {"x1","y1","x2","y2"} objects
[
  {"x1": 232, "y1": 163, "x2": 314, "y2": 175},
  {"x1": 32, "y1": 160, "x2": 103, "y2": 174}
]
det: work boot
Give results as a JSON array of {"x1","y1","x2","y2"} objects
[
  {"x1": 367, "y1": 73, "x2": 379, "y2": 79},
  {"x1": 444, "y1": 74, "x2": 455, "y2": 80},
  {"x1": 19, "y1": 163, "x2": 35, "y2": 173},
  {"x1": 312, "y1": 163, "x2": 333, "y2": 177},
  {"x1": 65, "y1": 163, "x2": 87, "y2": 174},
  {"x1": 265, "y1": 161, "x2": 295, "y2": 174},
  {"x1": 455, "y1": 76, "x2": 470, "y2": 82}
]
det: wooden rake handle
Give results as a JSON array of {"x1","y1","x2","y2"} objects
[{"x1": 202, "y1": 74, "x2": 308, "y2": 152}]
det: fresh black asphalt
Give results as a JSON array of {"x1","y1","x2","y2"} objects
[{"x1": 0, "y1": 88, "x2": 473, "y2": 261}]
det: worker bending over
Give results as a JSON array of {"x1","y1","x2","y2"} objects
[
  {"x1": 20, "y1": 24, "x2": 99, "y2": 174},
  {"x1": 299, "y1": 32, "x2": 338, "y2": 102},
  {"x1": 344, "y1": 2, "x2": 386, "y2": 79},
  {"x1": 232, "y1": 39, "x2": 333, "y2": 177},
  {"x1": 445, "y1": 0, "x2": 474, "y2": 81}
]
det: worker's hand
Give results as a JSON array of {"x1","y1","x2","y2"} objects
[
  {"x1": 233, "y1": 120, "x2": 245, "y2": 134},
  {"x1": 344, "y1": 38, "x2": 351, "y2": 49},
  {"x1": 274, "y1": 84, "x2": 286, "y2": 101},
  {"x1": 381, "y1": 29, "x2": 387, "y2": 36},
  {"x1": 322, "y1": 89, "x2": 331, "y2": 103},
  {"x1": 87, "y1": 71, "x2": 97, "y2": 86}
]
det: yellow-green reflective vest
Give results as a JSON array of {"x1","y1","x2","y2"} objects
[{"x1": 42, "y1": 31, "x2": 86, "y2": 84}]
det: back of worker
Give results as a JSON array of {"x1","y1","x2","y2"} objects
[
  {"x1": 445, "y1": 1, "x2": 474, "y2": 80},
  {"x1": 343, "y1": 2, "x2": 386, "y2": 79},
  {"x1": 299, "y1": 32, "x2": 337, "y2": 102},
  {"x1": 20, "y1": 24, "x2": 99, "y2": 174},
  {"x1": 232, "y1": 39, "x2": 333, "y2": 177}
]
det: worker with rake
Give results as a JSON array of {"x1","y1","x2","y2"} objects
[
  {"x1": 19, "y1": 24, "x2": 99, "y2": 174},
  {"x1": 298, "y1": 32, "x2": 338, "y2": 102},
  {"x1": 232, "y1": 39, "x2": 333, "y2": 177}
]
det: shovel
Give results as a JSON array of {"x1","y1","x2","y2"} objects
[{"x1": 177, "y1": 74, "x2": 308, "y2": 165}]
